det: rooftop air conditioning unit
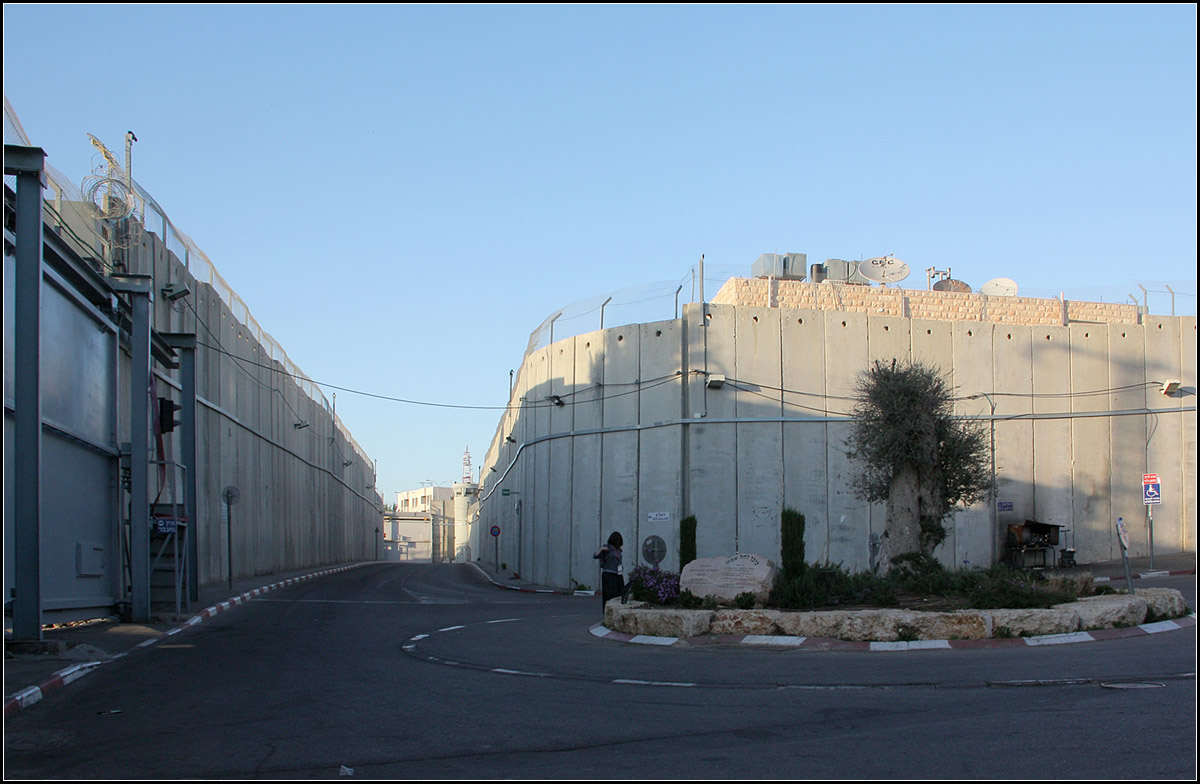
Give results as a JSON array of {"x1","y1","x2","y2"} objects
[
  {"x1": 816, "y1": 258, "x2": 870, "y2": 285},
  {"x1": 751, "y1": 252, "x2": 807, "y2": 281}
]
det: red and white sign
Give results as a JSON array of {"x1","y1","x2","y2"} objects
[{"x1": 1143, "y1": 473, "x2": 1159, "y2": 484}]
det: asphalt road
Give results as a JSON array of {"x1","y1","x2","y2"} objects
[{"x1": 4, "y1": 563, "x2": 1196, "y2": 779}]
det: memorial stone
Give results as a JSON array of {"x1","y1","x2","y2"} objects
[{"x1": 680, "y1": 553, "x2": 778, "y2": 605}]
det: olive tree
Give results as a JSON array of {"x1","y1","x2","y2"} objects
[{"x1": 846, "y1": 359, "x2": 992, "y2": 575}]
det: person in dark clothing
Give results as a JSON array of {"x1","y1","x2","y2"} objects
[{"x1": 593, "y1": 531, "x2": 624, "y2": 611}]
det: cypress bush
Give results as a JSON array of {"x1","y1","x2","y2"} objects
[
  {"x1": 680, "y1": 515, "x2": 697, "y2": 570},
  {"x1": 780, "y1": 507, "x2": 806, "y2": 579}
]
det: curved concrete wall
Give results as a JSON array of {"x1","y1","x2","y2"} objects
[{"x1": 476, "y1": 301, "x2": 1196, "y2": 590}]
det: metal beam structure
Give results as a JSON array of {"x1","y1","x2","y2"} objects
[
  {"x1": 111, "y1": 274, "x2": 153, "y2": 622},
  {"x1": 5, "y1": 144, "x2": 47, "y2": 641},
  {"x1": 163, "y1": 333, "x2": 199, "y2": 602}
]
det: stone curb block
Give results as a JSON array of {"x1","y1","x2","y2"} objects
[
  {"x1": 603, "y1": 589, "x2": 1190, "y2": 643},
  {"x1": 591, "y1": 613, "x2": 1196, "y2": 651}
]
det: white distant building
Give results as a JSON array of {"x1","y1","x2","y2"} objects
[
  {"x1": 385, "y1": 485, "x2": 477, "y2": 562},
  {"x1": 394, "y1": 486, "x2": 454, "y2": 514}
]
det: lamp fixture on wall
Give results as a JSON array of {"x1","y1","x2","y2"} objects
[
  {"x1": 294, "y1": 420, "x2": 310, "y2": 429},
  {"x1": 161, "y1": 283, "x2": 191, "y2": 302}
]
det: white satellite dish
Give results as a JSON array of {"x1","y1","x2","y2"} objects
[
  {"x1": 978, "y1": 277, "x2": 1018, "y2": 297},
  {"x1": 858, "y1": 256, "x2": 911, "y2": 284}
]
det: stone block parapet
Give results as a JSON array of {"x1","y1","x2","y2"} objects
[{"x1": 710, "y1": 278, "x2": 1140, "y2": 327}]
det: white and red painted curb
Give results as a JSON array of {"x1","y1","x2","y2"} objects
[
  {"x1": 589, "y1": 612, "x2": 1197, "y2": 651},
  {"x1": 1094, "y1": 567, "x2": 1195, "y2": 582},
  {"x1": 4, "y1": 563, "x2": 368, "y2": 717}
]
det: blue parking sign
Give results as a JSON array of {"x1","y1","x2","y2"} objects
[{"x1": 1143, "y1": 473, "x2": 1161, "y2": 505}]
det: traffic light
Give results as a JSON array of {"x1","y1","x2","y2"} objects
[{"x1": 158, "y1": 396, "x2": 182, "y2": 433}]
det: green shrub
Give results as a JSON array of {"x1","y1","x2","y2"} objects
[
  {"x1": 734, "y1": 591, "x2": 757, "y2": 609},
  {"x1": 780, "y1": 508, "x2": 806, "y2": 579},
  {"x1": 680, "y1": 515, "x2": 697, "y2": 570},
  {"x1": 768, "y1": 558, "x2": 1087, "y2": 611}
]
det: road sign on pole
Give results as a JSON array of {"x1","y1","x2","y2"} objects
[
  {"x1": 1142, "y1": 473, "x2": 1160, "y2": 570},
  {"x1": 1143, "y1": 473, "x2": 1161, "y2": 505}
]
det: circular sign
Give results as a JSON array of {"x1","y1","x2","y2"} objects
[
  {"x1": 642, "y1": 535, "x2": 667, "y2": 566},
  {"x1": 490, "y1": 525, "x2": 501, "y2": 537}
]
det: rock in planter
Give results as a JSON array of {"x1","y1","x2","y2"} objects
[
  {"x1": 1134, "y1": 587, "x2": 1188, "y2": 620},
  {"x1": 604, "y1": 601, "x2": 715, "y2": 637},
  {"x1": 710, "y1": 609, "x2": 782, "y2": 636},
  {"x1": 987, "y1": 607, "x2": 1081, "y2": 637},
  {"x1": 1054, "y1": 595, "x2": 1147, "y2": 630},
  {"x1": 909, "y1": 611, "x2": 991, "y2": 640},
  {"x1": 775, "y1": 609, "x2": 924, "y2": 642},
  {"x1": 680, "y1": 553, "x2": 777, "y2": 606}
]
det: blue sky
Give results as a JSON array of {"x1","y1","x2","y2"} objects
[{"x1": 4, "y1": 4, "x2": 1196, "y2": 501}]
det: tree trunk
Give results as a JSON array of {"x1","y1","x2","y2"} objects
[{"x1": 879, "y1": 463, "x2": 923, "y2": 576}]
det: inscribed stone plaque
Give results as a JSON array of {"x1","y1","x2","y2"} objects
[{"x1": 680, "y1": 553, "x2": 778, "y2": 604}]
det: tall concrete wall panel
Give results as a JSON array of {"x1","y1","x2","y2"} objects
[
  {"x1": 1182, "y1": 320, "x2": 1197, "y2": 552},
  {"x1": 734, "y1": 308, "x2": 783, "y2": 561},
  {"x1": 638, "y1": 320, "x2": 684, "y2": 572},
  {"x1": 781, "y1": 310, "x2": 830, "y2": 566},
  {"x1": 1144, "y1": 316, "x2": 1186, "y2": 553},
  {"x1": 824, "y1": 311, "x2": 870, "y2": 569},
  {"x1": 1109, "y1": 324, "x2": 1147, "y2": 560},
  {"x1": 951, "y1": 322, "x2": 994, "y2": 569},
  {"x1": 687, "y1": 306, "x2": 738, "y2": 559},
  {"x1": 1032, "y1": 326, "x2": 1074, "y2": 540},
  {"x1": 1070, "y1": 325, "x2": 1112, "y2": 563},
  {"x1": 474, "y1": 298, "x2": 1194, "y2": 592},
  {"x1": 993, "y1": 325, "x2": 1035, "y2": 552}
]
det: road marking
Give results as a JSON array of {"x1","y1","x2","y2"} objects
[{"x1": 612, "y1": 679, "x2": 695, "y2": 687}]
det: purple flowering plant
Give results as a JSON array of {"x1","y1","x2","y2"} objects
[{"x1": 628, "y1": 565, "x2": 682, "y2": 605}]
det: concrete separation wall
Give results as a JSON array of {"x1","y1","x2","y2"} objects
[{"x1": 476, "y1": 288, "x2": 1195, "y2": 592}]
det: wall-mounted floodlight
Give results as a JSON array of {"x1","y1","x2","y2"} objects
[
  {"x1": 506, "y1": 436, "x2": 516, "y2": 443},
  {"x1": 161, "y1": 283, "x2": 191, "y2": 302},
  {"x1": 294, "y1": 420, "x2": 310, "y2": 429},
  {"x1": 706, "y1": 374, "x2": 726, "y2": 389},
  {"x1": 343, "y1": 459, "x2": 353, "y2": 466},
  {"x1": 1162, "y1": 380, "x2": 1181, "y2": 396},
  {"x1": 545, "y1": 394, "x2": 565, "y2": 407}
]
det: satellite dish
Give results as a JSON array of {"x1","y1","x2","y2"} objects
[
  {"x1": 979, "y1": 277, "x2": 1019, "y2": 297},
  {"x1": 858, "y1": 256, "x2": 911, "y2": 284},
  {"x1": 933, "y1": 278, "x2": 972, "y2": 293}
]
